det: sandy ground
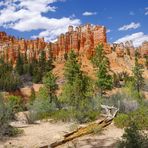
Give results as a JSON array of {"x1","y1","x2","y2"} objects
[{"x1": 0, "y1": 121, "x2": 124, "y2": 148}]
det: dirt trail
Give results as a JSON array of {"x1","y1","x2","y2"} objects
[{"x1": 0, "y1": 121, "x2": 123, "y2": 148}]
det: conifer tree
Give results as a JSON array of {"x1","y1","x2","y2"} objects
[
  {"x1": 43, "y1": 72, "x2": 58, "y2": 104},
  {"x1": 64, "y1": 50, "x2": 81, "y2": 84},
  {"x1": 92, "y1": 44, "x2": 112, "y2": 96},
  {"x1": 61, "y1": 50, "x2": 93, "y2": 110},
  {"x1": 16, "y1": 51, "x2": 24, "y2": 75},
  {"x1": 132, "y1": 50, "x2": 144, "y2": 93}
]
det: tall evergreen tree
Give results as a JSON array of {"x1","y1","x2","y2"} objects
[
  {"x1": 132, "y1": 50, "x2": 144, "y2": 93},
  {"x1": 43, "y1": 72, "x2": 58, "y2": 103},
  {"x1": 64, "y1": 50, "x2": 81, "y2": 84},
  {"x1": 61, "y1": 50, "x2": 93, "y2": 110},
  {"x1": 92, "y1": 44, "x2": 112, "y2": 96},
  {"x1": 39, "y1": 50, "x2": 46, "y2": 73},
  {"x1": 96, "y1": 58, "x2": 113, "y2": 96},
  {"x1": 16, "y1": 51, "x2": 24, "y2": 75}
]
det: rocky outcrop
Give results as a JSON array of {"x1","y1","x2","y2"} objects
[
  {"x1": 112, "y1": 40, "x2": 148, "y2": 58},
  {"x1": 139, "y1": 41, "x2": 148, "y2": 57},
  {"x1": 0, "y1": 32, "x2": 47, "y2": 63},
  {"x1": 0, "y1": 24, "x2": 147, "y2": 64},
  {"x1": 50, "y1": 24, "x2": 108, "y2": 61}
]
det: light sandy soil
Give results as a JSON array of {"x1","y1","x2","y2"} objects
[
  {"x1": 60, "y1": 123, "x2": 124, "y2": 148},
  {"x1": 0, "y1": 121, "x2": 124, "y2": 148}
]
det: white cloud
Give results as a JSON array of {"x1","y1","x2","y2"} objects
[
  {"x1": 107, "y1": 29, "x2": 111, "y2": 33},
  {"x1": 115, "y1": 32, "x2": 148, "y2": 47},
  {"x1": 31, "y1": 18, "x2": 80, "y2": 41},
  {"x1": 82, "y1": 11, "x2": 97, "y2": 16},
  {"x1": 118, "y1": 22, "x2": 140, "y2": 31},
  {"x1": 145, "y1": 7, "x2": 148, "y2": 15},
  {"x1": 129, "y1": 11, "x2": 135, "y2": 16},
  {"x1": 0, "y1": 0, "x2": 81, "y2": 42}
]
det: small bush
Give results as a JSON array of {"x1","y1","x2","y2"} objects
[
  {"x1": 51, "y1": 108, "x2": 74, "y2": 122},
  {"x1": 129, "y1": 106, "x2": 148, "y2": 130},
  {"x1": 29, "y1": 98, "x2": 56, "y2": 121},
  {"x1": 115, "y1": 106, "x2": 148, "y2": 129},
  {"x1": 6, "y1": 95, "x2": 24, "y2": 113},
  {"x1": 117, "y1": 122, "x2": 148, "y2": 148},
  {"x1": 0, "y1": 94, "x2": 22, "y2": 138},
  {"x1": 114, "y1": 114, "x2": 129, "y2": 128},
  {"x1": 51, "y1": 108, "x2": 100, "y2": 123},
  {"x1": 103, "y1": 92, "x2": 139, "y2": 114}
]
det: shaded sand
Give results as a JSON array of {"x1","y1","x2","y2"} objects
[{"x1": 0, "y1": 121, "x2": 123, "y2": 148}]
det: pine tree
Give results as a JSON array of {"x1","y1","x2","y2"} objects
[
  {"x1": 91, "y1": 44, "x2": 106, "y2": 67},
  {"x1": 39, "y1": 50, "x2": 46, "y2": 73},
  {"x1": 92, "y1": 44, "x2": 112, "y2": 96},
  {"x1": 42, "y1": 72, "x2": 58, "y2": 104},
  {"x1": 16, "y1": 51, "x2": 24, "y2": 75},
  {"x1": 64, "y1": 50, "x2": 81, "y2": 84},
  {"x1": 132, "y1": 50, "x2": 144, "y2": 93},
  {"x1": 61, "y1": 50, "x2": 93, "y2": 110},
  {"x1": 45, "y1": 56, "x2": 54, "y2": 72},
  {"x1": 29, "y1": 88, "x2": 36, "y2": 105},
  {"x1": 97, "y1": 58, "x2": 112, "y2": 96}
]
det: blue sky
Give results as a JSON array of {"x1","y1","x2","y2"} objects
[{"x1": 0, "y1": 0, "x2": 147, "y2": 46}]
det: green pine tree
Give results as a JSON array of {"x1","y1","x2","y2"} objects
[
  {"x1": 64, "y1": 50, "x2": 81, "y2": 84},
  {"x1": 92, "y1": 44, "x2": 112, "y2": 96},
  {"x1": 132, "y1": 50, "x2": 144, "y2": 94},
  {"x1": 42, "y1": 72, "x2": 58, "y2": 104},
  {"x1": 16, "y1": 51, "x2": 24, "y2": 75},
  {"x1": 97, "y1": 58, "x2": 113, "y2": 96},
  {"x1": 61, "y1": 50, "x2": 93, "y2": 110}
]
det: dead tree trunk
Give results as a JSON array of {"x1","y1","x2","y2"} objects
[{"x1": 49, "y1": 105, "x2": 119, "y2": 148}]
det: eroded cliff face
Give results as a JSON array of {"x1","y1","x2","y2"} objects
[
  {"x1": 0, "y1": 32, "x2": 47, "y2": 63},
  {"x1": 49, "y1": 24, "x2": 110, "y2": 61},
  {"x1": 0, "y1": 24, "x2": 147, "y2": 64}
]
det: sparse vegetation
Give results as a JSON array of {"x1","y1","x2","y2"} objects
[
  {"x1": 0, "y1": 94, "x2": 23, "y2": 138},
  {"x1": 117, "y1": 122, "x2": 148, "y2": 148},
  {"x1": 0, "y1": 58, "x2": 21, "y2": 91}
]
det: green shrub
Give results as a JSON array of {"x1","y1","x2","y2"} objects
[
  {"x1": 51, "y1": 108, "x2": 75, "y2": 122},
  {"x1": 0, "y1": 94, "x2": 22, "y2": 138},
  {"x1": 117, "y1": 122, "x2": 148, "y2": 148},
  {"x1": 114, "y1": 114, "x2": 129, "y2": 128},
  {"x1": 29, "y1": 98, "x2": 56, "y2": 121},
  {"x1": 103, "y1": 92, "x2": 139, "y2": 114},
  {"x1": 129, "y1": 106, "x2": 148, "y2": 130},
  {"x1": 51, "y1": 108, "x2": 100, "y2": 123},
  {"x1": 115, "y1": 106, "x2": 148, "y2": 130},
  {"x1": 6, "y1": 95, "x2": 24, "y2": 113}
]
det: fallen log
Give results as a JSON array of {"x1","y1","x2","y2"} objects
[
  {"x1": 50, "y1": 118, "x2": 112, "y2": 147},
  {"x1": 49, "y1": 105, "x2": 119, "y2": 148}
]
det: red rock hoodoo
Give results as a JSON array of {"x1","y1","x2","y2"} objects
[{"x1": 0, "y1": 24, "x2": 147, "y2": 64}]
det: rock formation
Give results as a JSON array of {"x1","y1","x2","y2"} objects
[
  {"x1": 0, "y1": 24, "x2": 147, "y2": 64},
  {"x1": 0, "y1": 32, "x2": 47, "y2": 63}
]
